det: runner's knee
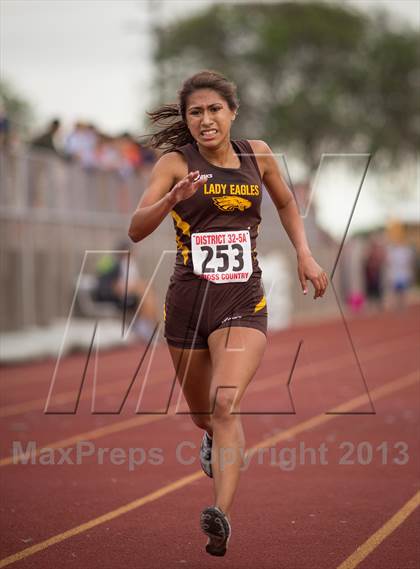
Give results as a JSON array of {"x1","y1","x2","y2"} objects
[
  {"x1": 212, "y1": 390, "x2": 237, "y2": 422},
  {"x1": 191, "y1": 413, "x2": 212, "y2": 431}
]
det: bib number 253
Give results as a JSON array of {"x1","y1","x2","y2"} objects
[{"x1": 191, "y1": 230, "x2": 252, "y2": 283}]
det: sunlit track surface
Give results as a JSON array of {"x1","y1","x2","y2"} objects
[{"x1": 0, "y1": 306, "x2": 419, "y2": 568}]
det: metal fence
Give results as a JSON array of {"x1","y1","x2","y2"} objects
[{"x1": 1, "y1": 148, "x2": 156, "y2": 331}]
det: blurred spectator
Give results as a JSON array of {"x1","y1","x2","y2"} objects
[
  {"x1": 22, "y1": 118, "x2": 158, "y2": 210},
  {"x1": 95, "y1": 133, "x2": 121, "y2": 171},
  {"x1": 28, "y1": 119, "x2": 159, "y2": 177},
  {"x1": 110, "y1": 132, "x2": 143, "y2": 212},
  {"x1": 363, "y1": 234, "x2": 386, "y2": 310},
  {"x1": 64, "y1": 122, "x2": 98, "y2": 169},
  {"x1": 93, "y1": 240, "x2": 159, "y2": 341},
  {"x1": 0, "y1": 101, "x2": 10, "y2": 150},
  {"x1": 342, "y1": 236, "x2": 365, "y2": 314},
  {"x1": 141, "y1": 145, "x2": 158, "y2": 165},
  {"x1": 137, "y1": 140, "x2": 158, "y2": 167},
  {"x1": 30, "y1": 118, "x2": 61, "y2": 155},
  {"x1": 27, "y1": 118, "x2": 63, "y2": 207},
  {"x1": 386, "y1": 241, "x2": 415, "y2": 310},
  {"x1": 115, "y1": 132, "x2": 142, "y2": 180}
]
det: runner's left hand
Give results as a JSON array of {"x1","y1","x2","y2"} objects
[{"x1": 297, "y1": 254, "x2": 329, "y2": 299}]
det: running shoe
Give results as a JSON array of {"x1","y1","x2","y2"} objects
[
  {"x1": 199, "y1": 431, "x2": 213, "y2": 478},
  {"x1": 200, "y1": 506, "x2": 231, "y2": 556}
]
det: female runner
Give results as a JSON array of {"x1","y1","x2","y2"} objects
[{"x1": 128, "y1": 70, "x2": 328, "y2": 556}]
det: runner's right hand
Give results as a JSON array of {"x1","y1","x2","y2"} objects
[{"x1": 168, "y1": 170, "x2": 208, "y2": 204}]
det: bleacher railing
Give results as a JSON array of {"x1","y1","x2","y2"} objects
[{"x1": 0, "y1": 148, "x2": 150, "y2": 331}]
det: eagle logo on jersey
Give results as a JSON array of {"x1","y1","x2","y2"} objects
[{"x1": 213, "y1": 196, "x2": 252, "y2": 212}]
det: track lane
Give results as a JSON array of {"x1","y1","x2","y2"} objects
[
  {"x1": 1, "y1": 331, "x2": 417, "y2": 467},
  {"x1": 1, "y1": 308, "x2": 418, "y2": 567},
  {"x1": 0, "y1": 369, "x2": 418, "y2": 568}
]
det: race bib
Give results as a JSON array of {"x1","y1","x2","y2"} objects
[{"x1": 191, "y1": 230, "x2": 252, "y2": 283}]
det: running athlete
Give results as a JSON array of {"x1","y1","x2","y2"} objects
[{"x1": 128, "y1": 70, "x2": 328, "y2": 556}]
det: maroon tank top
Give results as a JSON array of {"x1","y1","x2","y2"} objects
[{"x1": 171, "y1": 139, "x2": 263, "y2": 281}]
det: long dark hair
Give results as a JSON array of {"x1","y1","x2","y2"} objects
[{"x1": 145, "y1": 70, "x2": 239, "y2": 153}]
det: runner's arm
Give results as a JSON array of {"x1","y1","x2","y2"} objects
[
  {"x1": 251, "y1": 140, "x2": 312, "y2": 258},
  {"x1": 251, "y1": 140, "x2": 328, "y2": 298},
  {"x1": 128, "y1": 153, "x2": 181, "y2": 243}
]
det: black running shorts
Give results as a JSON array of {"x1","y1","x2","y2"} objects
[{"x1": 163, "y1": 275, "x2": 267, "y2": 349}]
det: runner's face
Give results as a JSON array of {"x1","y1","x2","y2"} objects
[{"x1": 185, "y1": 89, "x2": 236, "y2": 146}]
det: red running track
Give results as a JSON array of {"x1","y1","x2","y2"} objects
[{"x1": 0, "y1": 306, "x2": 419, "y2": 568}]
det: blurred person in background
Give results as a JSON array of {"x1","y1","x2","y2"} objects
[
  {"x1": 342, "y1": 236, "x2": 365, "y2": 314},
  {"x1": 363, "y1": 233, "x2": 386, "y2": 311},
  {"x1": 95, "y1": 133, "x2": 121, "y2": 171},
  {"x1": 114, "y1": 132, "x2": 143, "y2": 212},
  {"x1": 64, "y1": 122, "x2": 98, "y2": 169},
  {"x1": 135, "y1": 134, "x2": 159, "y2": 170},
  {"x1": 141, "y1": 144, "x2": 158, "y2": 165},
  {"x1": 0, "y1": 100, "x2": 11, "y2": 150},
  {"x1": 27, "y1": 118, "x2": 62, "y2": 207},
  {"x1": 116, "y1": 132, "x2": 143, "y2": 178},
  {"x1": 386, "y1": 238, "x2": 415, "y2": 311},
  {"x1": 93, "y1": 239, "x2": 159, "y2": 341},
  {"x1": 30, "y1": 118, "x2": 61, "y2": 155}
]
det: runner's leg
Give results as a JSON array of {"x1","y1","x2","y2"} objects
[
  {"x1": 167, "y1": 345, "x2": 213, "y2": 433},
  {"x1": 207, "y1": 326, "x2": 267, "y2": 518}
]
